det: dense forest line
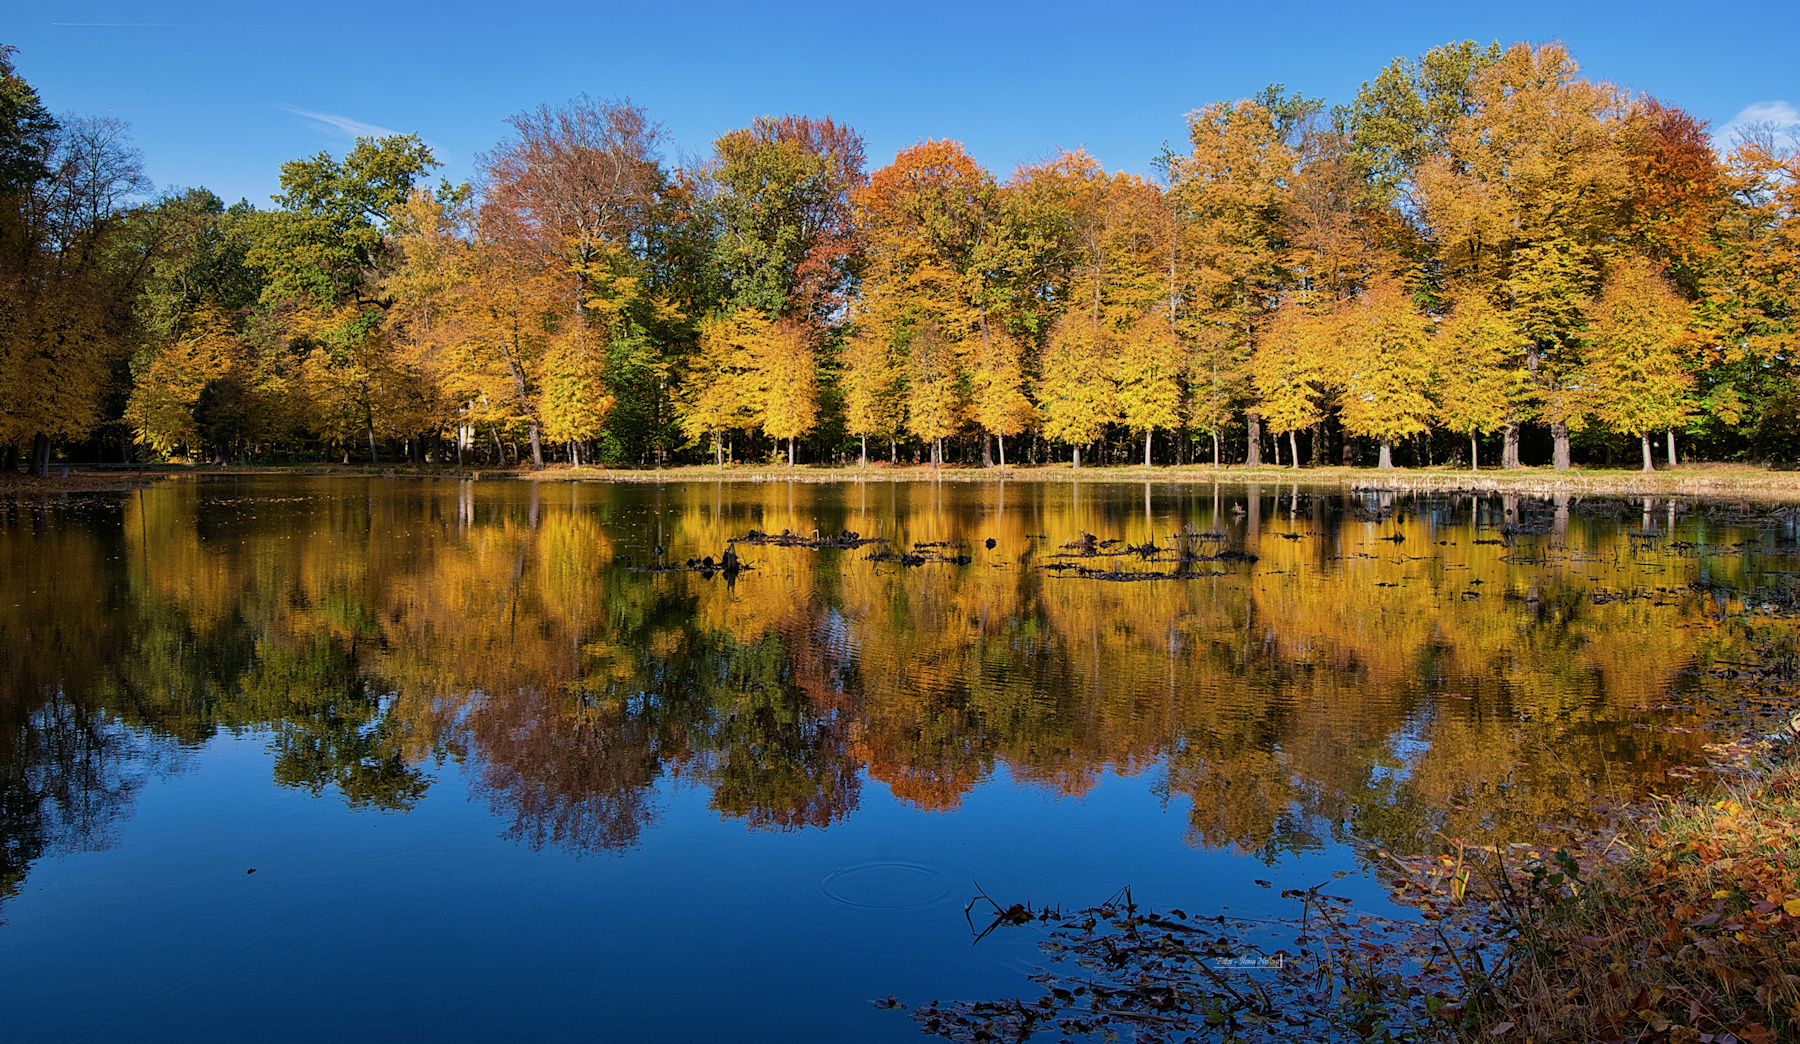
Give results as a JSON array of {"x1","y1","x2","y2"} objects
[{"x1": 0, "y1": 39, "x2": 1796, "y2": 475}]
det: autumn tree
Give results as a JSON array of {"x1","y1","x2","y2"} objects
[
  {"x1": 0, "y1": 89, "x2": 154, "y2": 473},
  {"x1": 124, "y1": 305, "x2": 242, "y2": 458},
  {"x1": 855, "y1": 141, "x2": 996, "y2": 461},
  {"x1": 249, "y1": 133, "x2": 440, "y2": 463},
  {"x1": 1622, "y1": 99, "x2": 1722, "y2": 297},
  {"x1": 755, "y1": 318, "x2": 819, "y2": 466},
  {"x1": 479, "y1": 96, "x2": 666, "y2": 466},
  {"x1": 676, "y1": 309, "x2": 765, "y2": 466},
  {"x1": 1249, "y1": 299, "x2": 1330, "y2": 468},
  {"x1": 1184, "y1": 327, "x2": 1238, "y2": 465},
  {"x1": 969, "y1": 324, "x2": 1034, "y2": 467},
  {"x1": 1115, "y1": 311, "x2": 1182, "y2": 466},
  {"x1": 1582, "y1": 257, "x2": 1693, "y2": 471},
  {"x1": 1698, "y1": 137, "x2": 1797, "y2": 460},
  {"x1": 1344, "y1": 40, "x2": 1500, "y2": 208},
  {"x1": 1170, "y1": 88, "x2": 1312, "y2": 465},
  {"x1": 387, "y1": 190, "x2": 564, "y2": 467},
  {"x1": 903, "y1": 320, "x2": 963, "y2": 465},
  {"x1": 1433, "y1": 290, "x2": 1528, "y2": 469},
  {"x1": 1039, "y1": 313, "x2": 1114, "y2": 467},
  {"x1": 1336, "y1": 277, "x2": 1436, "y2": 469},
  {"x1": 710, "y1": 116, "x2": 865, "y2": 326},
  {"x1": 840, "y1": 327, "x2": 900, "y2": 466},
  {"x1": 1417, "y1": 43, "x2": 1633, "y2": 469}
]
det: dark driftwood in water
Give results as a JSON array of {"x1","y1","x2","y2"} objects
[
  {"x1": 634, "y1": 547, "x2": 751, "y2": 576},
  {"x1": 866, "y1": 542, "x2": 974, "y2": 567},
  {"x1": 1043, "y1": 562, "x2": 1228, "y2": 581},
  {"x1": 732, "y1": 528, "x2": 886, "y2": 550}
]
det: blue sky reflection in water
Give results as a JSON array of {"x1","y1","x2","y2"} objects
[{"x1": 0, "y1": 476, "x2": 1786, "y2": 1041}]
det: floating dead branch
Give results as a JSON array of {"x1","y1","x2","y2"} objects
[
  {"x1": 631, "y1": 548, "x2": 753, "y2": 577},
  {"x1": 866, "y1": 546, "x2": 972, "y2": 567},
  {"x1": 732, "y1": 527, "x2": 884, "y2": 550},
  {"x1": 1043, "y1": 562, "x2": 1227, "y2": 581}
]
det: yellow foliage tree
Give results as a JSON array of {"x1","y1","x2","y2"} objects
[
  {"x1": 754, "y1": 318, "x2": 819, "y2": 466},
  {"x1": 124, "y1": 306, "x2": 241, "y2": 459},
  {"x1": 1582, "y1": 257, "x2": 1693, "y2": 471},
  {"x1": 676, "y1": 309, "x2": 766, "y2": 467},
  {"x1": 1185, "y1": 327, "x2": 1238, "y2": 465},
  {"x1": 1115, "y1": 311, "x2": 1183, "y2": 466},
  {"x1": 1249, "y1": 299, "x2": 1331, "y2": 468},
  {"x1": 1418, "y1": 42, "x2": 1632, "y2": 469},
  {"x1": 840, "y1": 327, "x2": 901, "y2": 466},
  {"x1": 969, "y1": 324, "x2": 1034, "y2": 467},
  {"x1": 1337, "y1": 277, "x2": 1436, "y2": 469},
  {"x1": 903, "y1": 321, "x2": 964, "y2": 466},
  {"x1": 1434, "y1": 290, "x2": 1529, "y2": 469},
  {"x1": 1038, "y1": 314, "x2": 1115, "y2": 467},
  {"x1": 540, "y1": 330, "x2": 615, "y2": 466},
  {"x1": 1171, "y1": 94, "x2": 1305, "y2": 465}
]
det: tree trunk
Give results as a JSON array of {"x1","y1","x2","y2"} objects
[
  {"x1": 1211, "y1": 432, "x2": 1220, "y2": 467},
  {"x1": 1245, "y1": 410, "x2": 1262, "y2": 467},
  {"x1": 529, "y1": 423, "x2": 544, "y2": 469},
  {"x1": 1502, "y1": 422, "x2": 1522, "y2": 469},
  {"x1": 32, "y1": 432, "x2": 49, "y2": 478},
  {"x1": 1641, "y1": 432, "x2": 1654, "y2": 472},
  {"x1": 1470, "y1": 435, "x2": 1478, "y2": 471},
  {"x1": 367, "y1": 425, "x2": 379, "y2": 465},
  {"x1": 1289, "y1": 430, "x2": 1299, "y2": 470},
  {"x1": 859, "y1": 435, "x2": 867, "y2": 468},
  {"x1": 998, "y1": 434, "x2": 1007, "y2": 468},
  {"x1": 1378, "y1": 438, "x2": 1394, "y2": 470},
  {"x1": 1272, "y1": 432, "x2": 1281, "y2": 467},
  {"x1": 1666, "y1": 430, "x2": 1677, "y2": 468},
  {"x1": 1072, "y1": 444, "x2": 1081, "y2": 469},
  {"x1": 1144, "y1": 429, "x2": 1153, "y2": 468},
  {"x1": 1551, "y1": 420, "x2": 1570, "y2": 471},
  {"x1": 982, "y1": 433, "x2": 993, "y2": 468}
]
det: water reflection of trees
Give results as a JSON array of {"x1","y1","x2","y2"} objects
[{"x1": 0, "y1": 479, "x2": 1774, "y2": 898}]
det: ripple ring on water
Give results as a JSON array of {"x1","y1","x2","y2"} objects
[{"x1": 816, "y1": 861, "x2": 952, "y2": 909}]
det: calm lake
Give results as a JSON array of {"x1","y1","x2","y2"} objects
[{"x1": 2, "y1": 475, "x2": 1792, "y2": 1042}]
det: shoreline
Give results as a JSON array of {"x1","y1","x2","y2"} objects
[{"x1": 18, "y1": 461, "x2": 1800, "y2": 500}]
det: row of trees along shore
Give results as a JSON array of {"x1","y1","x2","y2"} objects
[{"x1": 3, "y1": 40, "x2": 1798, "y2": 475}]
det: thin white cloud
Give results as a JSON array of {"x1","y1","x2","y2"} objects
[
  {"x1": 1715, "y1": 100, "x2": 1800, "y2": 150},
  {"x1": 277, "y1": 105, "x2": 396, "y2": 141}
]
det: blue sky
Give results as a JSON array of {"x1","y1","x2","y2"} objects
[{"x1": 4, "y1": 0, "x2": 1796, "y2": 207}]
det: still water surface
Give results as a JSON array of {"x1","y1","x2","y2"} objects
[{"x1": 1, "y1": 476, "x2": 1792, "y2": 1041}]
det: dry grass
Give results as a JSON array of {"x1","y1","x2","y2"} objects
[{"x1": 1459, "y1": 758, "x2": 1800, "y2": 1043}]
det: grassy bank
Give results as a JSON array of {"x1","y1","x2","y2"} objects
[
  {"x1": 521, "y1": 460, "x2": 1800, "y2": 499},
  {"x1": 1454, "y1": 754, "x2": 1800, "y2": 1043},
  {"x1": 31, "y1": 460, "x2": 1800, "y2": 501}
]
